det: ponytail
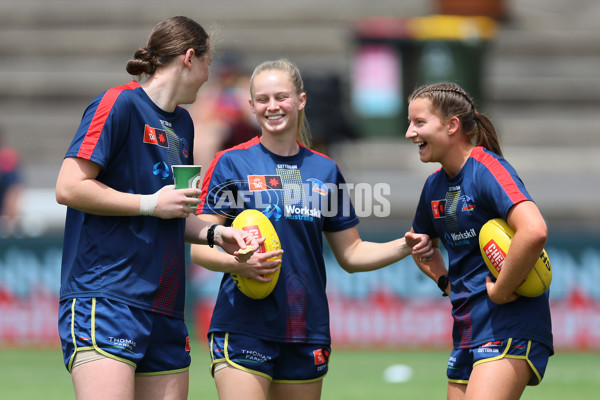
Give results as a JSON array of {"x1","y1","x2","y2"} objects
[{"x1": 473, "y1": 111, "x2": 502, "y2": 157}]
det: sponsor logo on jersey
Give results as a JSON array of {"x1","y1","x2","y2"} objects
[
  {"x1": 264, "y1": 203, "x2": 283, "y2": 221},
  {"x1": 449, "y1": 229, "x2": 477, "y2": 242},
  {"x1": 308, "y1": 178, "x2": 328, "y2": 196},
  {"x1": 248, "y1": 175, "x2": 283, "y2": 191},
  {"x1": 143, "y1": 124, "x2": 169, "y2": 148},
  {"x1": 153, "y1": 161, "x2": 170, "y2": 179},
  {"x1": 460, "y1": 195, "x2": 476, "y2": 212},
  {"x1": 180, "y1": 137, "x2": 190, "y2": 158},
  {"x1": 431, "y1": 200, "x2": 446, "y2": 218},
  {"x1": 313, "y1": 347, "x2": 330, "y2": 366},
  {"x1": 284, "y1": 205, "x2": 322, "y2": 220},
  {"x1": 276, "y1": 163, "x2": 298, "y2": 169},
  {"x1": 445, "y1": 228, "x2": 477, "y2": 247}
]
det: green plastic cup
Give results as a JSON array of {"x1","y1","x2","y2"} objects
[
  {"x1": 172, "y1": 165, "x2": 202, "y2": 189},
  {"x1": 172, "y1": 165, "x2": 202, "y2": 207}
]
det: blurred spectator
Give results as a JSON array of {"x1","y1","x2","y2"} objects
[
  {"x1": 188, "y1": 52, "x2": 259, "y2": 168},
  {"x1": 0, "y1": 125, "x2": 23, "y2": 236}
]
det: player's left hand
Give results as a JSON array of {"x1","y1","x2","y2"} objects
[
  {"x1": 213, "y1": 225, "x2": 260, "y2": 262},
  {"x1": 485, "y1": 275, "x2": 520, "y2": 304},
  {"x1": 404, "y1": 231, "x2": 434, "y2": 261}
]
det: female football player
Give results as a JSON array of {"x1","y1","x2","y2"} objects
[
  {"x1": 190, "y1": 58, "x2": 434, "y2": 400},
  {"x1": 406, "y1": 82, "x2": 553, "y2": 400},
  {"x1": 55, "y1": 16, "x2": 260, "y2": 400}
]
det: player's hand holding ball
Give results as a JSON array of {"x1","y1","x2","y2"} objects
[
  {"x1": 230, "y1": 209, "x2": 284, "y2": 299},
  {"x1": 230, "y1": 244, "x2": 282, "y2": 281},
  {"x1": 479, "y1": 218, "x2": 552, "y2": 302},
  {"x1": 212, "y1": 225, "x2": 265, "y2": 261}
]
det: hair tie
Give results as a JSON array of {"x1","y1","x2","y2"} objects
[
  {"x1": 145, "y1": 46, "x2": 157, "y2": 60},
  {"x1": 473, "y1": 110, "x2": 480, "y2": 120}
]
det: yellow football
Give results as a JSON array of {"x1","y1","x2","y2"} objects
[
  {"x1": 479, "y1": 218, "x2": 552, "y2": 297},
  {"x1": 231, "y1": 209, "x2": 282, "y2": 299}
]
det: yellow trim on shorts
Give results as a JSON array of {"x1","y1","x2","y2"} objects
[
  {"x1": 504, "y1": 340, "x2": 542, "y2": 385},
  {"x1": 210, "y1": 332, "x2": 273, "y2": 381},
  {"x1": 67, "y1": 299, "x2": 96, "y2": 372},
  {"x1": 472, "y1": 338, "x2": 542, "y2": 385},
  {"x1": 209, "y1": 332, "x2": 328, "y2": 383},
  {"x1": 89, "y1": 298, "x2": 136, "y2": 368},
  {"x1": 67, "y1": 298, "x2": 79, "y2": 371},
  {"x1": 67, "y1": 297, "x2": 136, "y2": 372},
  {"x1": 473, "y1": 337, "x2": 513, "y2": 367},
  {"x1": 209, "y1": 332, "x2": 220, "y2": 363},
  {"x1": 209, "y1": 332, "x2": 226, "y2": 376},
  {"x1": 448, "y1": 379, "x2": 469, "y2": 385}
]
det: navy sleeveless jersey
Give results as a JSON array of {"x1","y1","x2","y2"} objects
[
  {"x1": 60, "y1": 81, "x2": 195, "y2": 319},
  {"x1": 199, "y1": 137, "x2": 359, "y2": 344},
  {"x1": 412, "y1": 147, "x2": 553, "y2": 352}
]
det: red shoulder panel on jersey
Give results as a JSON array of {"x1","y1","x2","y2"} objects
[
  {"x1": 300, "y1": 142, "x2": 334, "y2": 162},
  {"x1": 77, "y1": 81, "x2": 141, "y2": 159},
  {"x1": 197, "y1": 136, "x2": 261, "y2": 213},
  {"x1": 471, "y1": 146, "x2": 528, "y2": 204}
]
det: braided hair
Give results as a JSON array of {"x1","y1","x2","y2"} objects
[{"x1": 408, "y1": 82, "x2": 502, "y2": 156}]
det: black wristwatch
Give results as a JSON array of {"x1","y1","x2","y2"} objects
[
  {"x1": 207, "y1": 224, "x2": 218, "y2": 248},
  {"x1": 437, "y1": 274, "x2": 449, "y2": 297}
]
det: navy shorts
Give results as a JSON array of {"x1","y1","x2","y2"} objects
[
  {"x1": 447, "y1": 338, "x2": 551, "y2": 386},
  {"x1": 209, "y1": 331, "x2": 331, "y2": 382},
  {"x1": 58, "y1": 297, "x2": 191, "y2": 375}
]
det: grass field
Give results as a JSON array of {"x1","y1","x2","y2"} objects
[{"x1": 2, "y1": 344, "x2": 599, "y2": 399}]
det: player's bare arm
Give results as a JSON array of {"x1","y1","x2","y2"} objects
[{"x1": 325, "y1": 226, "x2": 432, "y2": 273}]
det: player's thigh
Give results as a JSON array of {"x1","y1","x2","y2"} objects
[
  {"x1": 72, "y1": 357, "x2": 135, "y2": 400},
  {"x1": 466, "y1": 358, "x2": 531, "y2": 400},
  {"x1": 214, "y1": 365, "x2": 270, "y2": 400},
  {"x1": 448, "y1": 381, "x2": 467, "y2": 400},
  {"x1": 270, "y1": 380, "x2": 323, "y2": 400},
  {"x1": 134, "y1": 370, "x2": 189, "y2": 400}
]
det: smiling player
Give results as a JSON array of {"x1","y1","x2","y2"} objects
[
  {"x1": 191, "y1": 58, "x2": 434, "y2": 400},
  {"x1": 406, "y1": 82, "x2": 553, "y2": 400}
]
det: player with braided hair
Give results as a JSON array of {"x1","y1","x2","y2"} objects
[
  {"x1": 408, "y1": 82, "x2": 501, "y2": 156},
  {"x1": 406, "y1": 82, "x2": 553, "y2": 399}
]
